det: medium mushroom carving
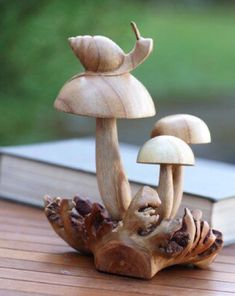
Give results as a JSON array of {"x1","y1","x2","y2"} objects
[
  {"x1": 44, "y1": 24, "x2": 223, "y2": 279},
  {"x1": 151, "y1": 114, "x2": 211, "y2": 218}
]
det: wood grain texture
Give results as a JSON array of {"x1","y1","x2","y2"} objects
[
  {"x1": 157, "y1": 164, "x2": 174, "y2": 219},
  {"x1": 151, "y1": 114, "x2": 211, "y2": 144},
  {"x1": 171, "y1": 165, "x2": 184, "y2": 218},
  {"x1": 96, "y1": 118, "x2": 131, "y2": 219},
  {"x1": 54, "y1": 73, "x2": 155, "y2": 118},
  {"x1": 137, "y1": 135, "x2": 194, "y2": 219},
  {"x1": 44, "y1": 190, "x2": 223, "y2": 279},
  {"x1": 54, "y1": 23, "x2": 155, "y2": 119},
  {"x1": 137, "y1": 135, "x2": 195, "y2": 165},
  {"x1": 0, "y1": 200, "x2": 233, "y2": 295},
  {"x1": 68, "y1": 22, "x2": 153, "y2": 76},
  {"x1": 150, "y1": 114, "x2": 211, "y2": 219}
]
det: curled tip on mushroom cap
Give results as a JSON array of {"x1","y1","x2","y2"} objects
[{"x1": 131, "y1": 21, "x2": 141, "y2": 40}]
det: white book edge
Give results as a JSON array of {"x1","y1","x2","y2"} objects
[{"x1": 1, "y1": 137, "x2": 235, "y2": 202}]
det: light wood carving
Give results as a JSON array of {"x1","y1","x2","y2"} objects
[
  {"x1": 45, "y1": 187, "x2": 223, "y2": 279},
  {"x1": 44, "y1": 23, "x2": 223, "y2": 279},
  {"x1": 151, "y1": 114, "x2": 211, "y2": 218},
  {"x1": 54, "y1": 22, "x2": 156, "y2": 220},
  {"x1": 137, "y1": 135, "x2": 194, "y2": 221},
  {"x1": 68, "y1": 22, "x2": 153, "y2": 76}
]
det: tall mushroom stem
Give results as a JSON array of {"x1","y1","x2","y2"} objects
[
  {"x1": 96, "y1": 118, "x2": 132, "y2": 220},
  {"x1": 157, "y1": 164, "x2": 174, "y2": 221},
  {"x1": 170, "y1": 166, "x2": 183, "y2": 219}
]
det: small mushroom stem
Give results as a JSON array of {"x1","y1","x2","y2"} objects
[
  {"x1": 170, "y1": 166, "x2": 183, "y2": 219},
  {"x1": 96, "y1": 118, "x2": 132, "y2": 220},
  {"x1": 157, "y1": 164, "x2": 174, "y2": 221}
]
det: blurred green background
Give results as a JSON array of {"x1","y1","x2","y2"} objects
[{"x1": 1, "y1": 0, "x2": 235, "y2": 161}]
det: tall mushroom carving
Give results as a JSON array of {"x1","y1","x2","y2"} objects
[
  {"x1": 54, "y1": 22, "x2": 156, "y2": 220},
  {"x1": 44, "y1": 24, "x2": 223, "y2": 280},
  {"x1": 151, "y1": 114, "x2": 211, "y2": 218}
]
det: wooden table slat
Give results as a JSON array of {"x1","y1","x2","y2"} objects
[{"x1": 0, "y1": 199, "x2": 234, "y2": 295}]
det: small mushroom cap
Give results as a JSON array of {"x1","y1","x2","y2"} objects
[
  {"x1": 151, "y1": 114, "x2": 211, "y2": 144},
  {"x1": 54, "y1": 73, "x2": 156, "y2": 118},
  {"x1": 137, "y1": 135, "x2": 195, "y2": 165}
]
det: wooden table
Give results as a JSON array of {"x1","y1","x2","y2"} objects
[{"x1": 0, "y1": 199, "x2": 234, "y2": 296}]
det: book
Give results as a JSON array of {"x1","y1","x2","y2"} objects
[{"x1": 1, "y1": 138, "x2": 235, "y2": 245}]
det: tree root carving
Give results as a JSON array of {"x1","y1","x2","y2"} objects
[{"x1": 44, "y1": 186, "x2": 223, "y2": 279}]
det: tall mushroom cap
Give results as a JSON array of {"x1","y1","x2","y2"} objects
[
  {"x1": 151, "y1": 114, "x2": 211, "y2": 144},
  {"x1": 54, "y1": 73, "x2": 156, "y2": 118},
  {"x1": 55, "y1": 22, "x2": 156, "y2": 119},
  {"x1": 137, "y1": 135, "x2": 195, "y2": 165}
]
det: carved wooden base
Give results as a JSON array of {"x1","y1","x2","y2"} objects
[{"x1": 44, "y1": 186, "x2": 223, "y2": 279}]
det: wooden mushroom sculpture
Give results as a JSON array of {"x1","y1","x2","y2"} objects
[
  {"x1": 137, "y1": 135, "x2": 195, "y2": 221},
  {"x1": 44, "y1": 24, "x2": 223, "y2": 280},
  {"x1": 45, "y1": 188, "x2": 223, "y2": 279},
  {"x1": 151, "y1": 114, "x2": 211, "y2": 218},
  {"x1": 54, "y1": 22, "x2": 155, "y2": 220}
]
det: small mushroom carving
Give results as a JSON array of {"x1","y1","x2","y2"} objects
[
  {"x1": 137, "y1": 135, "x2": 195, "y2": 221},
  {"x1": 44, "y1": 24, "x2": 223, "y2": 279}
]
